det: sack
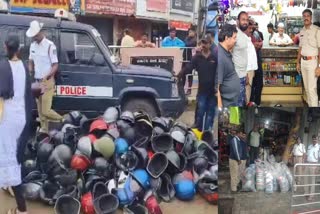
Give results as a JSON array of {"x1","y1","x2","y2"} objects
[
  {"x1": 255, "y1": 161, "x2": 265, "y2": 191},
  {"x1": 264, "y1": 161, "x2": 274, "y2": 194},
  {"x1": 280, "y1": 162, "x2": 293, "y2": 190},
  {"x1": 0, "y1": 98, "x2": 3, "y2": 122},
  {"x1": 241, "y1": 164, "x2": 256, "y2": 192}
]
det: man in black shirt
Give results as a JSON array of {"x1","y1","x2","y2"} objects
[{"x1": 178, "y1": 36, "x2": 217, "y2": 131}]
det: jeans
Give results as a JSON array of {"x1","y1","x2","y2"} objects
[
  {"x1": 237, "y1": 77, "x2": 246, "y2": 107},
  {"x1": 195, "y1": 93, "x2": 216, "y2": 131}
]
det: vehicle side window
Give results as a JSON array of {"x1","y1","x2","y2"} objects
[
  {"x1": 0, "y1": 26, "x2": 56, "y2": 61},
  {"x1": 60, "y1": 31, "x2": 105, "y2": 66}
]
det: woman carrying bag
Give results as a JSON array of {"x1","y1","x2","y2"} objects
[{"x1": 0, "y1": 35, "x2": 33, "y2": 214}]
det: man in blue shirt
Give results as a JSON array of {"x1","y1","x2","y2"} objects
[{"x1": 162, "y1": 27, "x2": 185, "y2": 47}]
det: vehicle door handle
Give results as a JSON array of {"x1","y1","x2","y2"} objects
[{"x1": 60, "y1": 74, "x2": 69, "y2": 80}]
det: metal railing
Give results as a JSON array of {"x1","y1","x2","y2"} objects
[
  {"x1": 108, "y1": 45, "x2": 199, "y2": 92},
  {"x1": 291, "y1": 163, "x2": 320, "y2": 214}
]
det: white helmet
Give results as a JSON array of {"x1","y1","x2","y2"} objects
[
  {"x1": 171, "y1": 130, "x2": 185, "y2": 144},
  {"x1": 77, "y1": 136, "x2": 92, "y2": 158},
  {"x1": 103, "y1": 107, "x2": 119, "y2": 124}
]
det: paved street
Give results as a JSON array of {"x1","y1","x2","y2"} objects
[
  {"x1": 0, "y1": 107, "x2": 217, "y2": 214},
  {"x1": 218, "y1": 164, "x2": 320, "y2": 214}
]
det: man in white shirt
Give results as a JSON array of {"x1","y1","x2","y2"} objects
[
  {"x1": 269, "y1": 23, "x2": 293, "y2": 46},
  {"x1": 291, "y1": 137, "x2": 306, "y2": 187},
  {"x1": 305, "y1": 135, "x2": 320, "y2": 201},
  {"x1": 248, "y1": 125, "x2": 260, "y2": 164},
  {"x1": 27, "y1": 20, "x2": 63, "y2": 133}
]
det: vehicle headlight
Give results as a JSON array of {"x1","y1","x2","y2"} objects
[{"x1": 171, "y1": 82, "x2": 179, "y2": 97}]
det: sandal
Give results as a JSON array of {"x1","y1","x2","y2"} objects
[
  {"x1": 7, "y1": 208, "x2": 17, "y2": 214},
  {"x1": 2, "y1": 187, "x2": 15, "y2": 197}
]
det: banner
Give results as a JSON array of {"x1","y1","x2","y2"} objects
[
  {"x1": 171, "y1": 0, "x2": 194, "y2": 13},
  {"x1": 86, "y1": 0, "x2": 135, "y2": 16},
  {"x1": 69, "y1": 0, "x2": 86, "y2": 15},
  {"x1": 10, "y1": 0, "x2": 69, "y2": 14},
  {"x1": 146, "y1": 0, "x2": 167, "y2": 13},
  {"x1": 169, "y1": 20, "x2": 191, "y2": 31}
]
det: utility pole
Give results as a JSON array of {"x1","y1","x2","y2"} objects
[{"x1": 197, "y1": 0, "x2": 207, "y2": 40}]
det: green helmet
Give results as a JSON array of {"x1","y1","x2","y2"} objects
[{"x1": 93, "y1": 137, "x2": 115, "y2": 159}]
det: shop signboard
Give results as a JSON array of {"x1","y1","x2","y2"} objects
[
  {"x1": 86, "y1": 0, "x2": 136, "y2": 16},
  {"x1": 170, "y1": 0, "x2": 194, "y2": 13},
  {"x1": 69, "y1": 0, "x2": 86, "y2": 15},
  {"x1": 10, "y1": 0, "x2": 69, "y2": 14},
  {"x1": 130, "y1": 56, "x2": 174, "y2": 72},
  {"x1": 169, "y1": 20, "x2": 191, "y2": 31},
  {"x1": 146, "y1": 0, "x2": 167, "y2": 13}
]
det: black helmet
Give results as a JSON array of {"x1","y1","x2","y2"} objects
[
  {"x1": 170, "y1": 122, "x2": 188, "y2": 135},
  {"x1": 39, "y1": 180, "x2": 61, "y2": 205},
  {"x1": 21, "y1": 182, "x2": 43, "y2": 201},
  {"x1": 55, "y1": 185, "x2": 80, "y2": 201},
  {"x1": 201, "y1": 130, "x2": 214, "y2": 146},
  {"x1": 54, "y1": 169, "x2": 78, "y2": 187},
  {"x1": 120, "y1": 126, "x2": 136, "y2": 145},
  {"x1": 92, "y1": 182, "x2": 109, "y2": 201},
  {"x1": 197, "y1": 176, "x2": 218, "y2": 204},
  {"x1": 131, "y1": 146, "x2": 149, "y2": 169},
  {"x1": 161, "y1": 117, "x2": 174, "y2": 131},
  {"x1": 54, "y1": 195, "x2": 81, "y2": 214},
  {"x1": 197, "y1": 141, "x2": 218, "y2": 166},
  {"x1": 84, "y1": 173, "x2": 106, "y2": 193},
  {"x1": 152, "y1": 126, "x2": 165, "y2": 136},
  {"x1": 147, "y1": 153, "x2": 168, "y2": 178},
  {"x1": 152, "y1": 117, "x2": 167, "y2": 132},
  {"x1": 37, "y1": 142, "x2": 54, "y2": 164},
  {"x1": 157, "y1": 173, "x2": 175, "y2": 202},
  {"x1": 120, "y1": 111, "x2": 135, "y2": 124},
  {"x1": 63, "y1": 111, "x2": 84, "y2": 127},
  {"x1": 182, "y1": 131, "x2": 196, "y2": 156},
  {"x1": 22, "y1": 159, "x2": 38, "y2": 178},
  {"x1": 49, "y1": 144, "x2": 73, "y2": 167},
  {"x1": 151, "y1": 133, "x2": 173, "y2": 153},
  {"x1": 23, "y1": 171, "x2": 47, "y2": 183},
  {"x1": 193, "y1": 156, "x2": 209, "y2": 177},
  {"x1": 132, "y1": 136, "x2": 150, "y2": 149},
  {"x1": 51, "y1": 130, "x2": 65, "y2": 146},
  {"x1": 150, "y1": 177, "x2": 162, "y2": 193},
  {"x1": 115, "y1": 151, "x2": 139, "y2": 172},
  {"x1": 93, "y1": 193, "x2": 119, "y2": 214},
  {"x1": 47, "y1": 158, "x2": 68, "y2": 177},
  {"x1": 178, "y1": 153, "x2": 187, "y2": 172},
  {"x1": 165, "y1": 150, "x2": 181, "y2": 173},
  {"x1": 134, "y1": 111, "x2": 152, "y2": 123},
  {"x1": 135, "y1": 119, "x2": 153, "y2": 139},
  {"x1": 93, "y1": 157, "x2": 109, "y2": 172},
  {"x1": 116, "y1": 119, "x2": 131, "y2": 132},
  {"x1": 123, "y1": 204, "x2": 148, "y2": 214}
]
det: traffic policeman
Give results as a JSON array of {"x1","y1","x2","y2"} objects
[
  {"x1": 27, "y1": 20, "x2": 63, "y2": 133},
  {"x1": 297, "y1": 9, "x2": 320, "y2": 107}
]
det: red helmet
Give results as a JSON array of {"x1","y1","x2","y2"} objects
[
  {"x1": 81, "y1": 192, "x2": 95, "y2": 214},
  {"x1": 145, "y1": 195, "x2": 162, "y2": 214},
  {"x1": 90, "y1": 119, "x2": 108, "y2": 133},
  {"x1": 71, "y1": 154, "x2": 91, "y2": 171}
]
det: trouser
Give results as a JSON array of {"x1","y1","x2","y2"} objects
[
  {"x1": 36, "y1": 78, "x2": 63, "y2": 133},
  {"x1": 237, "y1": 77, "x2": 246, "y2": 107},
  {"x1": 195, "y1": 93, "x2": 216, "y2": 131},
  {"x1": 12, "y1": 185, "x2": 27, "y2": 212},
  {"x1": 249, "y1": 146, "x2": 259, "y2": 164},
  {"x1": 229, "y1": 159, "x2": 246, "y2": 191},
  {"x1": 304, "y1": 164, "x2": 317, "y2": 195},
  {"x1": 301, "y1": 58, "x2": 318, "y2": 107},
  {"x1": 250, "y1": 61, "x2": 263, "y2": 105},
  {"x1": 246, "y1": 70, "x2": 254, "y2": 104},
  {"x1": 293, "y1": 156, "x2": 304, "y2": 184},
  {"x1": 181, "y1": 62, "x2": 193, "y2": 92}
]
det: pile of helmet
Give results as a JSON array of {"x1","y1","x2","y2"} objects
[{"x1": 20, "y1": 107, "x2": 218, "y2": 214}]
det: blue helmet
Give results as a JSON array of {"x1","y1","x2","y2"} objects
[
  {"x1": 131, "y1": 169, "x2": 150, "y2": 190},
  {"x1": 115, "y1": 138, "x2": 129, "y2": 155},
  {"x1": 174, "y1": 179, "x2": 196, "y2": 201}
]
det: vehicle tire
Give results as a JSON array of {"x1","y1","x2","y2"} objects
[{"x1": 122, "y1": 98, "x2": 158, "y2": 118}]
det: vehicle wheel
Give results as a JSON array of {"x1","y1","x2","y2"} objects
[{"x1": 122, "y1": 98, "x2": 158, "y2": 118}]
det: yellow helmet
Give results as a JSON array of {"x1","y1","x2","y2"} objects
[{"x1": 191, "y1": 128, "x2": 202, "y2": 140}]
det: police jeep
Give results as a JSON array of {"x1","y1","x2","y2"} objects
[{"x1": 0, "y1": 11, "x2": 187, "y2": 118}]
